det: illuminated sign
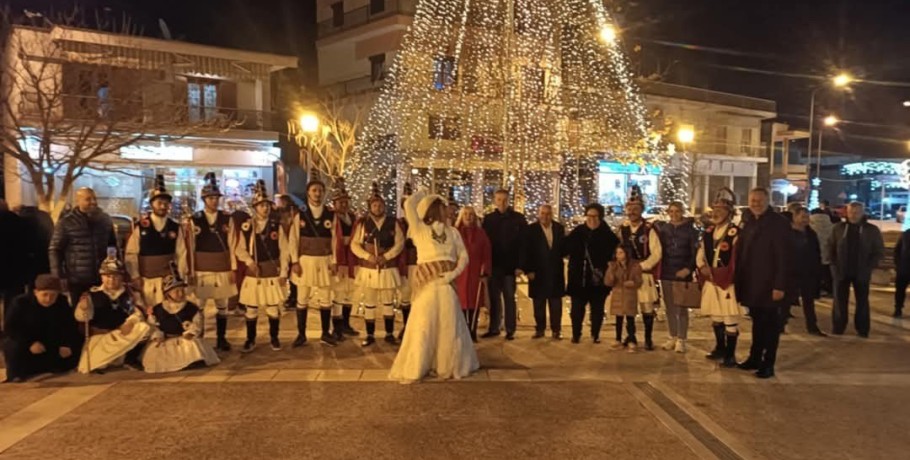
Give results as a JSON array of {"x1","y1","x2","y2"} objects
[
  {"x1": 598, "y1": 161, "x2": 662, "y2": 175},
  {"x1": 120, "y1": 145, "x2": 193, "y2": 162}
]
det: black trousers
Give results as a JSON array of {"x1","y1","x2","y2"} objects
[
  {"x1": 569, "y1": 289, "x2": 608, "y2": 339},
  {"x1": 796, "y1": 283, "x2": 820, "y2": 331},
  {"x1": 487, "y1": 275, "x2": 517, "y2": 334},
  {"x1": 895, "y1": 274, "x2": 909, "y2": 312},
  {"x1": 833, "y1": 277, "x2": 870, "y2": 335},
  {"x1": 3, "y1": 339, "x2": 80, "y2": 381},
  {"x1": 532, "y1": 297, "x2": 562, "y2": 334},
  {"x1": 749, "y1": 305, "x2": 784, "y2": 370},
  {"x1": 819, "y1": 265, "x2": 833, "y2": 295}
]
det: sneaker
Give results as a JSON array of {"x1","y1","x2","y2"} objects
[
  {"x1": 627, "y1": 342, "x2": 638, "y2": 353},
  {"x1": 661, "y1": 338, "x2": 677, "y2": 351},
  {"x1": 674, "y1": 340, "x2": 687, "y2": 353},
  {"x1": 270, "y1": 337, "x2": 281, "y2": 351},
  {"x1": 610, "y1": 341, "x2": 624, "y2": 350},
  {"x1": 242, "y1": 340, "x2": 255, "y2": 353}
]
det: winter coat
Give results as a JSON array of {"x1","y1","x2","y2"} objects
[
  {"x1": 894, "y1": 229, "x2": 910, "y2": 277},
  {"x1": 0, "y1": 210, "x2": 29, "y2": 290},
  {"x1": 49, "y1": 209, "x2": 116, "y2": 286},
  {"x1": 4, "y1": 293, "x2": 82, "y2": 351},
  {"x1": 809, "y1": 213, "x2": 835, "y2": 265},
  {"x1": 791, "y1": 227, "x2": 822, "y2": 293},
  {"x1": 734, "y1": 208, "x2": 794, "y2": 308},
  {"x1": 564, "y1": 221, "x2": 620, "y2": 296},
  {"x1": 455, "y1": 225, "x2": 492, "y2": 310},
  {"x1": 520, "y1": 221, "x2": 566, "y2": 299},
  {"x1": 654, "y1": 218, "x2": 699, "y2": 281},
  {"x1": 605, "y1": 260, "x2": 642, "y2": 316},
  {"x1": 828, "y1": 219, "x2": 884, "y2": 283},
  {"x1": 482, "y1": 208, "x2": 527, "y2": 275}
]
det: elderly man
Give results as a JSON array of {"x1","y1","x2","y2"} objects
[
  {"x1": 735, "y1": 188, "x2": 794, "y2": 379},
  {"x1": 3, "y1": 275, "x2": 82, "y2": 382},
  {"x1": 828, "y1": 202, "x2": 884, "y2": 337},
  {"x1": 521, "y1": 204, "x2": 566, "y2": 339},
  {"x1": 482, "y1": 188, "x2": 527, "y2": 340},
  {"x1": 49, "y1": 187, "x2": 116, "y2": 303}
]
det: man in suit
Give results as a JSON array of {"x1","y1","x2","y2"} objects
[{"x1": 521, "y1": 204, "x2": 566, "y2": 339}]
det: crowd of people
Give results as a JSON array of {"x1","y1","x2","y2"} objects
[{"x1": 0, "y1": 172, "x2": 893, "y2": 383}]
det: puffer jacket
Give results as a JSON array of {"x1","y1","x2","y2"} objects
[
  {"x1": 654, "y1": 218, "x2": 699, "y2": 281},
  {"x1": 49, "y1": 209, "x2": 116, "y2": 285}
]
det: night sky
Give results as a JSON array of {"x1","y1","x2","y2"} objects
[{"x1": 10, "y1": 0, "x2": 910, "y2": 158}]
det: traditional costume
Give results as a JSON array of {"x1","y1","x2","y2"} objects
[
  {"x1": 288, "y1": 179, "x2": 338, "y2": 347},
  {"x1": 697, "y1": 188, "x2": 742, "y2": 367},
  {"x1": 126, "y1": 175, "x2": 184, "y2": 308},
  {"x1": 616, "y1": 185, "x2": 662, "y2": 350},
  {"x1": 236, "y1": 181, "x2": 289, "y2": 352},
  {"x1": 352, "y1": 183, "x2": 404, "y2": 346},
  {"x1": 389, "y1": 188, "x2": 479, "y2": 383},
  {"x1": 330, "y1": 181, "x2": 360, "y2": 340},
  {"x1": 182, "y1": 173, "x2": 238, "y2": 351},
  {"x1": 396, "y1": 182, "x2": 417, "y2": 340},
  {"x1": 76, "y1": 251, "x2": 149, "y2": 373},
  {"x1": 142, "y1": 264, "x2": 220, "y2": 373}
]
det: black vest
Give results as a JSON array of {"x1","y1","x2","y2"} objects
[
  {"x1": 298, "y1": 206, "x2": 334, "y2": 239},
  {"x1": 192, "y1": 211, "x2": 231, "y2": 253},
  {"x1": 620, "y1": 222, "x2": 653, "y2": 262},
  {"x1": 338, "y1": 214, "x2": 354, "y2": 237},
  {"x1": 362, "y1": 216, "x2": 396, "y2": 250},
  {"x1": 152, "y1": 302, "x2": 200, "y2": 336},
  {"x1": 242, "y1": 216, "x2": 282, "y2": 263},
  {"x1": 703, "y1": 224, "x2": 738, "y2": 268},
  {"x1": 89, "y1": 289, "x2": 134, "y2": 330},
  {"x1": 137, "y1": 214, "x2": 180, "y2": 256}
]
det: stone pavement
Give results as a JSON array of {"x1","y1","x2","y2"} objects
[{"x1": 0, "y1": 288, "x2": 908, "y2": 459}]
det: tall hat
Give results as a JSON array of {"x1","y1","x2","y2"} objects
[
  {"x1": 712, "y1": 187, "x2": 737, "y2": 211},
  {"x1": 250, "y1": 179, "x2": 272, "y2": 207},
  {"x1": 163, "y1": 261, "x2": 188, "y2": 294},
  {"x1": 625, "y1": 184, "x2": 645, "y2": 209},
  {"x1": 149, "y1": 174, "x2": 172, "y2": 203},
  {"x1": 330, "y1": 178, "x2": 350, "y2": 202},
  {"x1": 201, "y1": 172, "x2": 222, "y2": 198},
  {"x1": 368, "y1": 181, "x2": 384, "y2": 205},
  {"x1": 98, "y1": 247, "x2": 126, "y2": 276}
]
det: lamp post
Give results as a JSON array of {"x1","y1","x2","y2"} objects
[
  {"x1": 298, "y1": 112, "x2": 321, "y2": 176},
  {"x1": 676, "y1": 125, "x2": 696, "y2": 209},
  {"x1": 807, "y1": 73, "x2": 852, "y2": 205}
]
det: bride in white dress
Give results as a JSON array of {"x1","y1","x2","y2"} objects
[{"x1": 389, "y1": 187, "x2": 480, "y2": 383}]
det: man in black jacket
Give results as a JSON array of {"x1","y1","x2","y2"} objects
[
  {"x1": 482, "y1": 189, "x2": 527, "y2": 340},
  {"x1": 49, "y1": 188, "x2": 116, "y2": 303},
  {"x1": 894, "y1": 227, "x2": 910, "y2": 318},
  {"x1": 788, "y1": 206, "x2": 826, "y2": 336},
  {"x1": 828, "y1": 202, "x2": 884, "y2": 337},
  {"x1": 521, "y1": 204, "x2": 566, "y2": 339},
  {"x1": 735, "y1": 188, "x2": 793, "y2": 379},
  {"x1": 0, "y1": 203, "x2": 29, "y2": 325},
  {"x1": 3, "y1": 275, "x2": 82, "y2": 382}
]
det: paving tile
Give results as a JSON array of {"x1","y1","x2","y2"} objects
[
  {"x1": 359, "y1": 369, "x2": 392, "y2": 382},
  {"x1": 227, "y1": 370, "x2": 278, "y2": 382},
  {"x1": 272, "y1": 369, "x2": 321, "y2": 382},
  {"x1": 487, "y1": 369, "x2": 532, "y2": 381},
  {"x1": 316, "y1": 369, "x2": 363, "y2": 381},
  {"x1": 183, "y1": 370, "x2": 234, "y2": 383}
]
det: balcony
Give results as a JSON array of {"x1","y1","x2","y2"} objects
[{"x1": 317, "y1": 0, "x2": 416, "y2": 39}]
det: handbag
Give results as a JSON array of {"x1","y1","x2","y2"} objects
[
  {"x1": 672, "y1": 280, "x2": 701, "y2": 308},
  {"x1": 584, "y1": 242, "x2": 604, "y2": 287}
]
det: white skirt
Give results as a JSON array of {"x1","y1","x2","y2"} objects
[
  {"x1": 700, "y1": 281, "x2": 744, "y2": 317},
  {"x1": 141, "y1": 277, "x2": 166, "y2": 307},
  {"x1": 389, "y1": 279, "x2": 480, "y2": 383},
  {"x1": 239, "y1": 277, "x2": 288, "y2": 307},
  {"x1": 78, "y1": 322, "x2": 151, "y2": 373},
  {"x1": 142, "y1": 336, "x2": 220, "y2": 374},
  {"x1": 638, "y1": 273, "x2": 660, "y2": 304},
  {"x1": 355, "y1": 267, "x2": 401, "y2": 290},
  {"x1": 193, "y1": 271, "x2": 237, "y2": 300},
  {"x1": 292, "y1": 255, "x2": 333, "y2": 288}
]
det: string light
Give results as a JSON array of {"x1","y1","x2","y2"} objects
[{"x1": 346, "y1": 0, "x2": 663, "y2": 215}]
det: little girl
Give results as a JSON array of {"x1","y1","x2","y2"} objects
[{"x1": 605, "y1": 246, "x2": 643, "y2": 352}]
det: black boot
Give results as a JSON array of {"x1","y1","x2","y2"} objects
[
  {"x1": 894, "y1": 308, "x2": 903, "y2": 318},
  {"x1": 362, "y1": 321, "x2": 376, "y2": 347},
  {"x1": 397, "y1": 304, "x2": 410, "y2": 340},
  {"x1": 319, "y1": 309, "x2": 337, "y2": 346},
  {"x1": 706, "y1": 322, "x2": 725, "y2": 360},
  {"x1": 268, "y1": 318, "x2": 281, "y2": 351},
  {"x1": 342, "y1": 305, "x2": 359, "y2": 336},
  {"x1": 216, "y1": 315, "x2": 231, "y2": 351},
  {"x1": 332, "y1": 317, "x2": 345, "y2": 341},
  {"x1": 643, "y1": 314, "x2": 655, "y2": 350},
  {"x1": 384, "y1": 316, "x2": 397, "y2": 344},
  {"x1": 721, "y1": 333, "x2": 738, "y2": 368},
  {"x1": 242, "y1": 319, "x2": 257, "y2": 353},
  {"x1": 292, "y1": 309, "x2": 308, "y2": 348}
]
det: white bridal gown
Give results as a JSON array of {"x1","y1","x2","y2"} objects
[{"x1": 389, "y1": 189, "x2": 480, "y2": 383}]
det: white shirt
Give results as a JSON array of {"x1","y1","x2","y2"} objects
[{"x1": 540, "y1": 223, "x2": 553, "y2": 248}]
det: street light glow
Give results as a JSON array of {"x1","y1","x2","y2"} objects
[
  {"x1": 676, "y1": 126, "x2": 695, "y2": 144},
  {"x1": 299, "y1": 113, "x2": 320, "y2": 133},
  {"x1": 823, "y1": 115, "x2": 839, "y2": 127},
  {"x1": 832, "y1": 73, "x2": 853, "y2": 88},
  {"x1": 903, "y1": 100, "x2": 910, "y2": 107},
  {"x1": 599, "y1": 24, "x2": 617, "y2": 44}
]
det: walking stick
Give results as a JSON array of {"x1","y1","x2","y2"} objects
[{"x1": 472, "y1": 278, "x2": 486, "y2": 334}]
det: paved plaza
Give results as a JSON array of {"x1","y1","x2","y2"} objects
[{"x1": 1, "y1": 287, "x2": 908, "y2": 460}]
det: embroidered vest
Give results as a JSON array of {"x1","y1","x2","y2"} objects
[
  {"x1": 703, "y1": 223, "x2": 739, "y2": 289},
  {"x1": 152, "y1": 302, "x2": 200, "y2": 337},
  {"x1": 89, "y1": 290, "x2": 133, "y2": 330}
]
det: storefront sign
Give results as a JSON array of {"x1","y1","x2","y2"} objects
[
  {"x1": 120, "y1": 145, "x2": 194, "y2": 162},
  {"x1": 598, "y1": 161, "x2": 661, "y2": 175}
]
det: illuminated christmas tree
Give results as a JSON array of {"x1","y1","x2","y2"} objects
[{"x1": 346, "y1": 0, "x2": 662, "y2": 215}]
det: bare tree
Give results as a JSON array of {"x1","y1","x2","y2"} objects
[
  {"x1": 288, "y1": 93, "x2": 370, "y2": 186},
  {"x1": 0, "y1": 8, "x2": 230, "y2": 220}
]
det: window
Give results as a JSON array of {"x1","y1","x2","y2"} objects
[
  {"x1": 370, "y1": 0, "x2": 384, "y2": 15},
  {"x1": 740, "y1": 128, "x2": 753, "y2": 154},
  {"x1": 369, "y1": 54, "x2": 386, "y2": 83},
  {"x1": 433, "y1": 55, "x2": 457, "y2": 90},
  {"x1": 428, "y1": 115, "x2": 461, "y2": 140},
  {"x1": 187, "y1": 80, "x2": 219, "y2": 122},
  {"x1": 714, "y1": 126, "x2": 727, "y2": 154},
  {"x1": 96, "y1": 82, "x2": 110, "y2": 118},
  {"x1": 332, "y1": 2, "x2": 344, "y2": 27}
]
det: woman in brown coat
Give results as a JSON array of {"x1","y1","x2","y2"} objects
[{"x1": 605, "y1": 246, "x2": 643, "y2": 352}]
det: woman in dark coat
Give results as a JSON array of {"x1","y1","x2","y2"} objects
[{"x1": 564, "y1": 203, "x2": 620, "y2": 344}]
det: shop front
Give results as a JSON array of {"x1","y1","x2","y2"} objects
[{"x1": 597, "y1": 161, "x2": 662, "y2": 209}]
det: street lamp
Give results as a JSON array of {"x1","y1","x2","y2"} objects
[
  {"x1": 823, "y1": 115, "x2": 839, "y2": 127},
  {"x1": 676, "y1": 125, "x2": 695, "y2": 144},
  {"x1": 675, "y1": 125, "x2": 696, "y2": 208},
  {"x1": 817, "y1": 115, "x2": 839, "y2": 178},
  {"x1": 599, "y1": 24, "x2": 617, "y2": 44},
  {"x1": 833, "y1": 73, "x2": 853, "y2": 88},
  {"x1": 299, "y1": 113, "x2": 320, "y2": 133},
  {"x1": 808, "y1": 73, "x2": 852, "y2": 202}
]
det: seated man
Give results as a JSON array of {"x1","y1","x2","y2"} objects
[
  {"x1": 142, "y1": 264, "x2": 220, "y2": 373},
  {"x1": 76, "y1": 250, "x2": 150, "y2": 374},
  {"x1": 3, "y1": 275, "x2": 82, "y2": 383}
]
